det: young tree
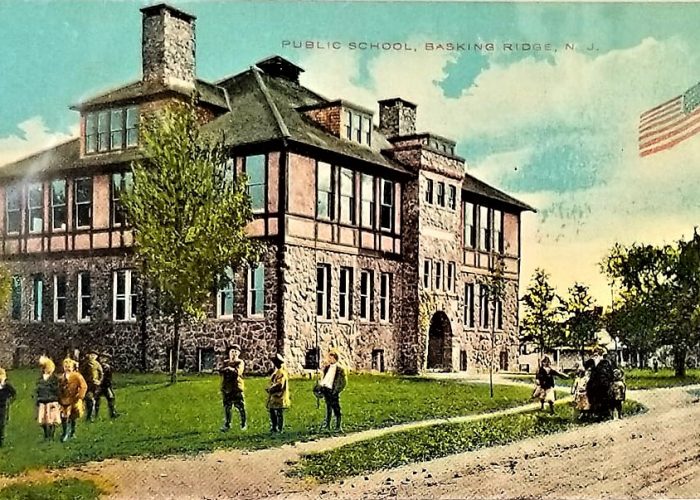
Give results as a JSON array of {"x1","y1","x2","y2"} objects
[
  {"x1": 561, "y1": 283, "x2": 601, "y2": 363},
  {"x1": 482, "y1": 254, "x2": 507, "y2": 398},
  {"x1": 121, "y1": 102, "x2": 262, "y2": 383},
  {"x1": 521, "y1": 268, "x2": 562, "y2": 361}
]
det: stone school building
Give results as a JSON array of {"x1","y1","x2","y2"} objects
[{"x1": 0, "y1": 4, "x2": 533, "y2": 375}]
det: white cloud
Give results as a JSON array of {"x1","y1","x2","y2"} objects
[{"x1": 0, "y1": 117, "x2": 77, "y2": 168}]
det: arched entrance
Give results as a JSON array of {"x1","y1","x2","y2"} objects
[{"x1": 427, "y1": 311, "x2": 452, "y2": 370}]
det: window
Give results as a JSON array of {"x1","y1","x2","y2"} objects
[
  {"x1": 380, "y1": 272, "x2": 392, "y2": 322},
  {"x1": 126, "y1": 106, "x2": 139, "y2": 147},
  {"x1": 247, "y1": 263, "x2": 264, "y2": 316},
  {"x1": 463, "y1": 202, "x2": 476, "y2": 248},
  {"x1": 435, "y1": 261, "x2": 443, "y2": 290},
  {"x1": 479, "y1": 284, "x2": 489, "y2": 328},
  {"x1": 479, "y1": 206, "x2": 490, "y2": 251},
  {"x1": 360, "y1": 269, "x2": 373, "y2": 320},
  {"x1": 464, "y1": 283, "x2": 475, "y2": 328},
  {"x1": 316, "y1": 264, "x2": 331, "y2": 319},
  {"x1": 423, "y1": 259, "x2": 432, "y2": 289},
  {"x1": 245, "y1": 155, "x2": 266, "y2": 213},
  {"x1": 447, "y1": 262, "x2": 455, "y2": 292},
  {"x1": 51, "y1": 180, "x2": 67, "y2": 231},
  {"x1": 448, "y1": 185, "x2": 457, "y2": 210},
  {"x1": 361, "y1": 174, "x2": 375, "y2": 228},
  {"x1": 27, "y1": 183, "x2": 43, "y2": 233},
  {"x1": 339, "y1": 168, "x2": 355, "y2": 225},
  {"x1": 85, "y1": 114, "x2": 97, "y2": 153},
  {"x1": 98, "y1": 110, "x2": 110, "y2": 152},
  {"x1": 32, "y1": 275, "x2": 43, "y2": 322},
  {"x1": 345, "y1": 109, "x2": 372, "y2": 146},
  {"x1": 305, "y1": 348, "x2": 320, "y2": 370},
  {"x1": 77, "y1": 272, "x2": 91, "y2": 322},
  {"x1": 6, "y1": 185, "x2": 21, "y2": 234},
  {"x1": 379, "y1": 179, "x2": 394, "y2": 231},
  {"x1": 493, "y1": 209, "x2": 504, "y2": 253},
  {"x1": 198, "y1": 348, "x2": 216, "y2": 372},
  {"x1": 85, "y1": 106, "x2": 139, "y2": 153},
  {"x1": 217, "y1": 267, "x2": 234, "y2": 318},
  {"x1": 113, "y1": 270, "x2": 136, "y2": 322},
  {"x1": 11, "y1": 276, "x2": 21, "y2": 320},
  {"x1": 425, "y1": 179, "x2": 434, "y2": 204},
  {"x1": 53, "y1": 275, "x2": 66, "y2": 322},
  {"x1": 437, "y1": 182, "x2": 445, "y2": 207},
  {"x1": 339, "y1": 267, "x2": 352, "y2": 320},
  {"x1": 112, "y1": 172, "x2": 134, "y2": 227},
  {"x1": 74, "y1": 178, "x2": 92, "y2": 228},
  {"x1": 495, "y1": 298, "x2": 503, "y2": 330},
  {"x1": 317, "y1": 162, "x2": 335, "y2": 220},
  {"x1": 372, "y1": 349, "x2": 385, "y2": 372}
]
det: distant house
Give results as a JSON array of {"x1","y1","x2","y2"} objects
[{"x1": 0, "y1": 4, "x2": 534, "y2": 374}]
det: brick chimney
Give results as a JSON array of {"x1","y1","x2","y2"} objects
[
  {"x1": 141, "y1": 3, "x2": 196, "y2": 90},
  {"x1": 378, "y1": 98, "x2": 416, "y2": 138}
]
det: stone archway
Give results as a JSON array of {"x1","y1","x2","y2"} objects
[{"x1": 427, "y1": 311, "x2": 453, "y2": 370}]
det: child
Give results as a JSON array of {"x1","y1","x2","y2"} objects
[
  {"x1": 36, "y1": 356, "x2": 61, "y2": 440},
  {"x1": 571, "y1": 364, "x2": 591, "y2": 421},
  {"x1": 58, "y1": 358, "x2": 87, "y2": 442},
  {"x1": 266, "y1": 354, "x2": 290, "y2": 433},
  {"x1": 612, "y1": 368, "x2": 627, "y2": 419},
  {"x1": 535, "y1": 356, "x2": 568, "y2": 414},
  {"x1": 97, "y1": 353, "x2": 119, "y2": 419},
  {"x1": 82, "y1": 350, "x2": 103, "y2": 422},
  {"x1": 0, "y1": 368, "x2": 17, "y2": 447},
  {"x1": 219, "y1": 345, "x2": 246, "y2": 432}
]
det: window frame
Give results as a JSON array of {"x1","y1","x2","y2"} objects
[
  {"x1": 216, "y1": 267, "x2": 235, "y2": 319},
  {"x1": 339, "y1": 266, "x2": 353, "y2": 320},
  {"x1": 359, "y1": 269, "x2": 374, "y2": 321},
  {"x1": 493, "y1": 209, "x2": 504, "y2": 254},
  {"x1": 379, "y1": 178, "x2": 394, "y2": 232},
  {"x1": 479, "y1": 284, "x2": 490, "y2": 329},
  {"x1": 316, "y1": 264, "x2": 331, "y2": 319},
  {"x1": 77, "y1": 271, "x2": 91, "y2": 323},
  {"x1": 360, "y1": 174, "x2": 375, "y2": 229},
  {"x1": 447, "y1": 262, "x2": 455, "y2": 292},
  {"x1": 464, "y1": 283, "x2": 475, "y2": 328},
  {"x1": 31, "y1": 274, "x2": 43, "y2": 322},
  {"x1": 425, "y1": 178, "x2": 434, "y2": 204},
  {"x1": 463, "y1": 201, "x2": 476, "y2": 248},
  {"x1": 339, "y1": 167, "x2": 355, "y2": 225},
  {"x1": 478, "y1": 205, "x2": 490, "y2": 252},
  {"x1": 423, "y1": 259, "x2": 432, "y2": 289},
  {"x1": 113, "y1": 269, "x2": 136, "y2": 323},
  {"x1": 379, "y1": 272, "x2": 392, "y2": 322},
  {"x1": 448, "y1": 185, "x2": 457, "y2": 211},
  {"x1": 51, "y1": 179, "x2": 67, "y2": 232},
  {"x1": 5, "y1": 185, "x2": 21, "y2": 235},
  {"x1": 316, "y1": 161, "x2": 336, "y2": 221},
  {"x1": 111, "y1": 171, "x2": 134, "y2": 227},
  {"x1": 74, "y1": 177, "x2": 93, "y2": 229},
  {"x1": 435, "y1": 261, "x2": 443, "y2": 290},
  {"x1": 27, "y1": 182, "x2": 43, "y2": 234},
  {"x1": 85, "y1": 106, "x2": 139, "y2": 154},
  {"x1": 247, "y1": 263, "x2": 265, "y2": 317},
  {"x1": 53, "y1": 274, "x2": 67, "y2": 323},
  {"x1": 244, "y1": 155, "x2": 266, "y2": 214},
  {"x1": 436, "y1": 181, "x2": 445, "y2": 207}
]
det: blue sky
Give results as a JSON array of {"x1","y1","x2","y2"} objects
[{"x1": 2, "y1": 0, "x2": 700, "y2": 302}]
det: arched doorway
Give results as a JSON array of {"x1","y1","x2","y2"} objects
[{"x1": 427, "y1": 311, "x2": 452, "y2": 370}]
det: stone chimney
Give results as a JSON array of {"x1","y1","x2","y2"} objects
[
  {"x1": 141, "y1": 3, "x2": 196, "y2": 90},
  {"x1": 378, "y1": 98, "x2": 417, "y2": 138}
]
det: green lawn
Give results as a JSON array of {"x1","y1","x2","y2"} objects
[
  {"x1": 0, "y1": 370, "x2": 534, "y2": 475},
  {"x1": 0, "y1": 478, "x2": 103, "y2": 500},
  {"x1": 292, "y1": 400, "x2": 646, "y2": 482}
]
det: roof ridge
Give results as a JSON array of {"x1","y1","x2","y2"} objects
[
  {"x1": 251, "y1": 67, "x2": 290, "y2": 139},
  {"x1": 0, "y1": 137, "x2": 79, "y2": 170}
]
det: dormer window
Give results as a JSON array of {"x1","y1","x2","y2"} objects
[
  {"x1": 344, "y1": 109, "x2": 372, "y2": 147},
  {"x1": 85, "y1": 105, "x2": 139, "y2": 154}
]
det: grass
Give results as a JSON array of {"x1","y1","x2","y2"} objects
[
  {"x1": 291, "y1": 400, "x2": 646, "y2": 482},
  {"x1": 0, "y1": 370, "x2": 535, "y2": 475},
  {"x1": 506, "y1": 368, "x2": 700, "y2": 390},
  {"x1": 0, "y1": 478, "x2": 103, "y2": 500}
]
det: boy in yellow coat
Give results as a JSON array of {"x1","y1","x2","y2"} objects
[
  {"x1": 58, "y1": 358, "x2": 87, "y2": 442},
  {"x1": 266, "y1": 354, "x2": 290, "y2": 433}
]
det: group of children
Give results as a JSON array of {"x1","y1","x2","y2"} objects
[
  {"x1": 534, "y1": 348, "x2": 627, "y2": 420},
  {"x1": 0, "y1": 350, "x2": 118, "y2": 447}
]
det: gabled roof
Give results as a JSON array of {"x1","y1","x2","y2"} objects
[
  {"x1": 71, "y1": 79, "x2": 228, "y2": 111},
  {"x1": 463, "y1": 173, "x2": 535, "y2": 212}
]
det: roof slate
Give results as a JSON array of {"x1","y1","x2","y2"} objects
[{"x1": 463, "y1": 173, "x2": 535, "y2": 212}]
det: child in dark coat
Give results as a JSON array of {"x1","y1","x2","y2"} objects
[
  {"x1": 0, "y1": 367, "x2": 17, "y2": 447},
  {"x1": 36, "y1": 356, "x2": 61, "y2": 440}
]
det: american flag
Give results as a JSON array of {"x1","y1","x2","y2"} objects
[{"x1": 639, "y1": 81, "x2": 700, "y2": 157}]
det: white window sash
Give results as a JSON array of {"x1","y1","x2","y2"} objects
[
  {"x1": 113, "y1": 270, "x2": 134, "y2": 323},
  {"x1": 77, "y1": 272, "x2": 91, "y2": 323}
]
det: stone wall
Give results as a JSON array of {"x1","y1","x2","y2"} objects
[
  {"x1": 142, "y1": 7, "x2": 196, "y2": 89},
  {"x1": 280, "y1": 244, "x2": 402, "y2": 372},
  {"x1": 378, "y1": 99, "x2": 417, "y2": 138}
]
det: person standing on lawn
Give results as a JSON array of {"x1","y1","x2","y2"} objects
[
  {"x1": 611, "y1": 368, "x2": 627, "y2": 419},
  {"x1": 36, "y1": 356, "x2": 61, "y2": 440},
  {"x1": 266, "y1": 353, "x2": 290, "y2": 433},
  {"x1": 586, "y1": 346, "x2": 615, "y2": 420},
  {"x1": 571, "y1": 361, "x2": 592, "y2": 421},
  {"x1": 97, "y1": 353, "x2": 119, "y2": 419},
  {"x1": 535, "y1": 356, "x2": 568, "y2": 414},
  {"x1": 0, "y1": 367, "x2": 17, "y2": 448},
  {"x1": 219, "y1": 345, "x2": 246, "y2": 432},
  {"x1": 82, "y1": 350, "x2": 103, "y2": 422},
  {"x1": 320, "y1": 349, "x2": 348, "y2": 432},
  {"x1": 58, "y1": 358, "x2": 87, "y2": 442}
]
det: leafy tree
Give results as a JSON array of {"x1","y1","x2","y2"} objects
[
  {"x1": 520, "y1": 269, "x2": 562, "y2": 360},
  {"x1": 605, "y1": 297, "x2": 659, "y2": 367},
  {"x1": 561, "y1": 283, "x2": 601, "y2": 363},
  {"x1": 0, "y1": 265, "x2": 12, "y2": 311},
  {"x1": 121, "y1": 102, "x2": 262, "y2": 383}
]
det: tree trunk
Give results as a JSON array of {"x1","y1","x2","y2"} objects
[
  {"x1": 490, "y1": 307, "x2": 496, "y2": 398},
  {"x1": 170, "y1": 312, "x2": 181, "y2": 384},
  {"x1": 673, "y1": 344, "x2": 687, "y2": 378}
]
